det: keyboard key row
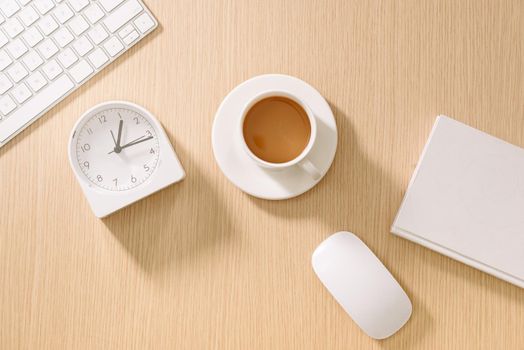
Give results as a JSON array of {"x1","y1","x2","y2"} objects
[{"x1": 0, "y1": 75, "x2": 74, "y2": 142}]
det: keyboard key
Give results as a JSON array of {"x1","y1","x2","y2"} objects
[
  {"x1": 104, "y1": 0, "x2": 142, "y2": 33},
  {"x1": 37, "y1": 15, "x2": 59, "y2": 35},
  {"x1": 37, "y1": 39, "x2": 59, "y2": 59},
  {"x1": 22, "y1": 51, "x2": 44, "y2": 71},
  {"x1": 53, "y1": 3, "x2": 74, "y2": 24},
  {"x1": 0, "y1": 95, "x2": 16, "y2": 115},
  {"x1": 83, "y1": 3, "x2": 104, "y2": 23},
  {"x1": 88, "y1": 48, "x2": 108, "y2": 68},
  {"x1": 99, "y1": 0, "x2": 124, "y2": 12},
  {"x1": 69, "y1": 15, "x2": 89, "y2": 35},
  {"x1": 0, "y1": 75, "x2": 75, "y2": 143},
  {"x1": 53, "y1": 27, "x2": 74, "y2": 47},
  {"x1": 12, "y1": 83, "x2": 32, "y2": 103},
  {"x1": 123, "y1": 30, "x2": 139, "y2": 45},
  {"x1": 0, "y1": 0, "x2": 20, "y2": 18},
  {"x1": 33, "y1": 0, "x2": 55, "y2": 15},
  {"x1": 19, "y1": 6, "x2": 39, "y2": 26},
  {"x1": 6, "y1": 38, "x2": 27, "y2": 59},
  {"x1": 69, "y1": 60, "x2": 93, "y2": 82},
  {"x1": 0, "y1": 31, "x2": 7, "y2": 48},
  {"x1": 68, "y1": 0, "x2": 89, "y2": 12},
  {"x1": 134, "y1": 13, "x2": 155, "y2": 33},
  {"x1": 73, "y1": 36, "x2": 93, "y2": 56},
  {"x1": 3, "y1": 18, "x2": 24, "y2": 38},
  {"x1": 0, "y1": 50, "x2": 12, "y2": 70},
  {"x1": 42, "y1": 59, "x2": 63, "y2": 80},
  {"x1": 0, "y1": 73, "x2": 13, "y2": 93},
  {"x1": 23, "y1": 27, "x2": 44, "y2": 47},
  {"x1": 87, "y1": 24, "x2": 108, "y2": 45},
  {"x1": 57, "y1": 47, "x2": 78, "y2": 68},
  {"x1": 118, "y1": 24, "x2": 134, "y2": 38},
  {"x1": 26, "y1": 71, "x2": 47, "y2": 91},
  {"x1": 103, "y1": 36, "x2": 123, "y2": 56},
  {"x1": 7, "y1": 62, "x2": 28, "y2": 82}
]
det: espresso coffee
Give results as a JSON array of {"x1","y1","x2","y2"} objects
[{"x1": 242, "y1": 96, "x2": 311, "y2": 163}]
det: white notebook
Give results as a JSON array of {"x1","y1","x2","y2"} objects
[{"x1": 392, "y1": 116, "x2": 524, "y2": 288}]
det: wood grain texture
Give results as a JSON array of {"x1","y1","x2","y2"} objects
[{"x1": 0, "y1": 0, "x2": 523, "y2": 349}]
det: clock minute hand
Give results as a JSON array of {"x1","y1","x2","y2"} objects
[
  {"x1": 107, "y1": 135, "x2": 148, "y2": 154},
  {"x1": 119, "y1": 135, "x2": 154, "y2": 150}
]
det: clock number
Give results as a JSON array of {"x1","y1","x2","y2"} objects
[
  {"x1": 150, "y1": 148, "x2": 155, "y2": 154},
  {"x1": 83, "y1": 161, "x2": 89, "y2": 169},
  {"x1": 131, "y1": 175, "x2": 137, "y2": 183},
  {"x1": 81, "y1": 143, "x2": 91, "y2": 152},
  {"x1": 146, "y1": 130, "x2": 152, "y2": 137},
  {"x1": 133, "y1": 117, "x2": 140, "y2": 125},
  {"x1": 113, "y1": 178, "x2": 118, "y2": 186},
  {"x1": 98, "y1": 115, "x2": 107, "y2": 124},
  {"x1": 143, "y1": 164, "x2": 150, "y2": 172},
  {"x1": 87, "y1": 128, "x2": 93, "y2": 135},
  {"x1": 97, "y1": 175, "x2": 103, "y2": 182}
]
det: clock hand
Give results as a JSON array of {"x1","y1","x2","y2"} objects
[
  {"x1": 119, "y1": 136, "x2": 154, "y2": 150},
  {"x1": 107, "y1": 135, "x2": 148, "y2": 154},
  {"x1": 110, "y1": 130, "x2": 117, "y2": 146},
  {"x1": 115, "y1": 120, "x2": 123, "y2": 149}
]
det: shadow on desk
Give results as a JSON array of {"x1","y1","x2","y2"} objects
[{"x1": 102, "y1": 141, "x2": 234, "y2": 275}]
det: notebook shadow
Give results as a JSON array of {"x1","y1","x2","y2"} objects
[
  {"x1": 102, "y1": 139, "x2": 234, "y2": 276},
  {"x1": 424, "y1": 244, "x2": 524, "y2": 304},
  {"x1": 247, "y1": 102, "x2": 434, "y2": 347}
]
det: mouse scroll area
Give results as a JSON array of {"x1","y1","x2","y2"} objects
[{"x1": 312, "y1": 231, "x2": 412, "y2": 339}]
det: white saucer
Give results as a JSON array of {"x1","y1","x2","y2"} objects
[{"x1": 211, "y1": 74, "x2": 338, "y2": 200}]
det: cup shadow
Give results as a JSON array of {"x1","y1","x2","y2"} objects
[
  {"x1": 102, "y1": 138, "x2": 234, "y2": 276},
  {"x1": 256, "y1": 116, "x2": 337, "y2": 191}
]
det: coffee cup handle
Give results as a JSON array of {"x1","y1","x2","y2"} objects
[{"x1": 299, "y1": 158, "x2": 321, "y2": 180}]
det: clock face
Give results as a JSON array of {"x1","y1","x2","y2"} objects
[{"x1": 74, "y1": 107, "x2": 160, "y2": 191}]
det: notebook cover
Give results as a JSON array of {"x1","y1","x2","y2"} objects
[{"x1": 392, "y1": 116, "x2": 524, "y2": 288}]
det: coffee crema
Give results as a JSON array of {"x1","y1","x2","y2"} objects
[{"x1": 242, "y1": 96, "x2": 311, "y2": 164}]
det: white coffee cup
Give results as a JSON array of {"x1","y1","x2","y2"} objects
[{"x1": 239, "y1": 90, "x2": 321, "y2": 180}]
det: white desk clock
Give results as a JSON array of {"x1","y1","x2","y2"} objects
[{"x1": 68, "y1": 101, "x2": 185, "y2": 218}]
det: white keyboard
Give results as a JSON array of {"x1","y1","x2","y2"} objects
[{"x1": 0, "y1": 0, "x2": 157, "y2": 147}]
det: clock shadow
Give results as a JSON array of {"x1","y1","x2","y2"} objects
[{"x1": 102, "y1": 142, "x2": 234, "y2": 276}]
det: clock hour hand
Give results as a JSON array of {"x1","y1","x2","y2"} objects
[
  {"x1": 109, "y1": 120, "x2": 125, "y2": 154},
  {"x1": 116, "y1": 120, "x2": 123, "y2": 149}
]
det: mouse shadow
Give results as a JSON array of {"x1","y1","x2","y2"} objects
[
  {"x1": 102, "y1": 138, "x2": 234, "y2": 277},
  {"x1": 376, "y1": 278, "x2": 433, "y2": 350},
  {"x1": 248, "y1": 102, "x2": 435, "y2": 347}
]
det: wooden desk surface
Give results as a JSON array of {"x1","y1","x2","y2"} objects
[{"x1": 1, "y1": 1, "x2": 523, "y2": 349}]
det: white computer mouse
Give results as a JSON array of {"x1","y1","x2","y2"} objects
[{"x1": 312, "y1": 231, "x2": 412, "y2": 339}]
